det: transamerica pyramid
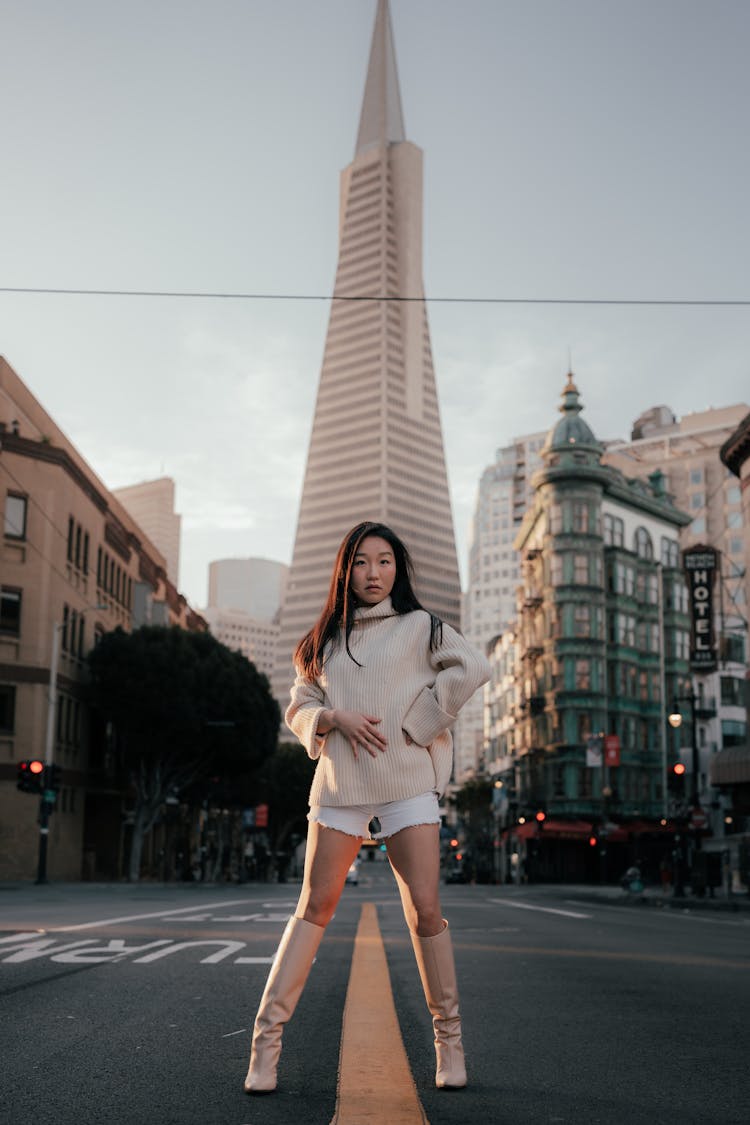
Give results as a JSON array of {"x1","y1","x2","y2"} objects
[{"x1": 274, "y1": 0, "x2": 461, "y2": 700}]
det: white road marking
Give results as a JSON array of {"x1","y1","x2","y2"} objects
[
  {"x1": 234, "y1": 956, "x2": 274, "y2": 965},
  {"x1": 489, "y1": 898, "x2": 591, "y2": 919},
  {"x1": 222, "y1": 1028, "x2": 248, "y2": 1038},
  {"x1": 51, "y1": 898, "x2": 256, "y2": 933}
]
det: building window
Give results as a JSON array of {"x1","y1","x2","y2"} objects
[
  {"x1": 549, "y1": 505, "x2": 563, "y2": 534},
  {"x1": 574, "y1": 605, "x2": 590, "y2": 637},
  {"x1": 634, "y1": 527, "x2": 653, "y2": 560},
  {"x1": 691, "y1": 517, "x2": 706, "y2": 535},
  {"x1": 722, "y1": 720, "x2": 747, "y2": 748},
  {"x1": 727, "y1": 511, "x2": 743, "y2": 529},
  {"x1": 720, "y1": 677, "x2": 743, "y2": 707},
  {"x1": 726, "y1": 486, "x2": 741, "y2": 505},
  {"x1": 4, "y1": 493, "x2": 27, "y2": 539},
  {"x1": 578, "y1": 712, "x2": 592, "y2": 741},
  {"x1": 610, "y1": 561, "x2": 635, "y2": 597},
  {"x1": 0, "y1": 684, "x2": 16, "y2": 732},
  {"x1": 67, "y1": 516, "x2": 75, "y2": 562},
  {"x1": 0, "y1": 587, "x2": 22, "y2": 634},
  {"x1": 722, "y1": 634, "x2": 746, "y2": 663},
  {"x1": 603, "y1": 513, "x2": 624, "y2": 547},
  {"x1": 690, "y1": 469, "x2": 703, "y2": 485},
  {"x1": 575, "y1": 659, "x2": 591, "y2": 690},
  {"x1": 574, "y1": 554, "x2": 589, "y2": 584},
  {"x1": 572, "y1": 502, "x2": 589, "y2": 534},
  {"x1": 550, "y1": 556, "x2": 564, "y2": 586},
  {"x1": 661, "y1": 538, "x2": 679, "y2": 567},
  {"x1": 615, "y1": 613, "x2": 636, "y2": 646}
]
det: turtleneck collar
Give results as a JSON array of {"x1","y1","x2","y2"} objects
[{"x1": 352, "y1": 595, "x2": 398, "y2": 622}]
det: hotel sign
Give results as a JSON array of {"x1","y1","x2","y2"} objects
[{"x1": 683, "y1": 545, "x2": 720, "y2": 672}]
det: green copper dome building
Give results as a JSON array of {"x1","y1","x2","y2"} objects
[{"x1": 488, "y1": 375, "x2": 692, "y2": 883}]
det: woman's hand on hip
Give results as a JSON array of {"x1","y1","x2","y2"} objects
[{"x1": 325, "y1": 709, "x2": 387, "y2": 759}]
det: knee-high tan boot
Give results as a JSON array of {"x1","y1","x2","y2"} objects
[
  {"x1": 243, "y1": 915, "x2": 324, "y2": 1094},
  {"x1": 410, "y1": 920, "x2": 467, "y2": 1089}
]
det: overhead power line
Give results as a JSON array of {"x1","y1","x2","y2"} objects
[{"x1": 1, "y1": 286, "x2": 750, "y2": 307}]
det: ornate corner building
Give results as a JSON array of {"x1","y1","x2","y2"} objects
[{"x1": 486, "y1": 375, "x2": 694, "y2": 883}]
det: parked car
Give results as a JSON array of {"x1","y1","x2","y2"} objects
[{"x1": 345, "y1": 859, "x2": 359, "y2": 885}]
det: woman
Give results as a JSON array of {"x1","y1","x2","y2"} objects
[{"x1": 244, "y1": 521, "x2": 490, "y2": 1095}]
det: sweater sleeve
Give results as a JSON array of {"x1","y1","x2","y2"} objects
[
  {"x1": 402, "y1": 621, "x2": 491, "y2": 748},
  {"x1": 285, "y1": 672, "x2": 328, "y2": 760}
]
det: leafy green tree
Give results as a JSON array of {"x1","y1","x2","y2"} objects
[
  {"x1": 88, "y1": 625, "x2": 279, "y2": 880},
  {"x1": 254, "y1": 741, "x2": 316, "y2": 861},
  {"x1": 451, "y1": 776, "x2": 495, "y2": 882}
]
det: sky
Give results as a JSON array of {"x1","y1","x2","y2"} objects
[{"x1": 2, "y1": 0, "x2": 749, "y2": 609}]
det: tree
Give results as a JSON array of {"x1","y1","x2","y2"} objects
[
  {"x1": 254, "y1": 741, "x2": 316, "y2": 864},
  {"x1": 88, "y1": 626, "x2": 279, "y2": 880},
  {"x1": 450, "y1": 776, "x2": 495, "y2": 883}
]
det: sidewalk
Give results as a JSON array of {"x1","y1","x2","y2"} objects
[{"x1": 558, "y1": 881, "x2": 750, "y2": 912}]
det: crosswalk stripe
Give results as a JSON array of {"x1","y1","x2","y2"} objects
[{"x1": 331, "y1": 902, "x2": 428, "y2": 1125}]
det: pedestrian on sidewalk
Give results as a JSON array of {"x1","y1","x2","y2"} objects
[{"x1": 243, "y1": 521, "x2": 490, "y2": 1096}]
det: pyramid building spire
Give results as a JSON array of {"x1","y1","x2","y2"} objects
[
  {"x1": 274, "y1": 1, "x2": 461, "y2": 700},
  {"x1": 356, "y1": 0, "x2": 406, "y2": 154}
]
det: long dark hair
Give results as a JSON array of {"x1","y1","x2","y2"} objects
[{"x1": 294, "y1": 521, "x2": 443, "y2": 678}]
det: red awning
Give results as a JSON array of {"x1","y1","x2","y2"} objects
[{"x1": 625, "y1": 819, "x2": 675, "y2": 836}]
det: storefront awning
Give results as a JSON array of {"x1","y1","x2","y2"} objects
[{"x1": 710, "y1": 746, "x2": 750, "y2": 786}]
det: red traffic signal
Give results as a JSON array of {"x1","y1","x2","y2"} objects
[
  {"x1": 535, "y1": 810, "x2": 546, "y2": 823},
  {"x1": 17, "y1": 759, "x2": 45, "y2": 794},
  {"x1": 673, "y1": 763, "x2": 686, "y2": 776},
  {"x1": 588, "y1": 834, "x2": 598, "y2": 847}
]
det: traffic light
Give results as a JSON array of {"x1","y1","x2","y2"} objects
[
  {"x1": 535, "y1": 810, "x2": 546, "y2": 828},
  {"x1": 45, "y1": 763, "x2": 62, "y2": 792},
  {"x1": 588, "y1": 829, "x2": 599, "y2": 848},
  {"x1": 17, "y1": 759, "x2": 45, "y2": 794}
]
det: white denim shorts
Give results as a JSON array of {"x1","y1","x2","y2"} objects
[{"x1": 308, "y1": 791, "x2": 441, "y2": 840}]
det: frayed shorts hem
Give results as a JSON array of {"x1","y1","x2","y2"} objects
[{"x1": 307, "y1": 791, "x2": 440, "y2": 840}]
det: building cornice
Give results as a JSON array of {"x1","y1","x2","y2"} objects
[{"x1": 719, "y1": 411, "x2": 750, "y2": 478}]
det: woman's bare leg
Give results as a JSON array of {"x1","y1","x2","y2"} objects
[
  {"x1": 244, "y1": 822, "x2": 362, "y2": 1093},
  {"x1": 295, "y1": 821, "x2": 364, "y2": 927},
  {"x1": 385, "y1": 823, "x2": 443, "y2": 936},
  {"x1": 385, "y1": 822, "x2": 467, "y2": 1088}
]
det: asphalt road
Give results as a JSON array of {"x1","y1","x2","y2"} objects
[{"x1": 1, "y1": 871, "x2": 748, "y2": 1125}]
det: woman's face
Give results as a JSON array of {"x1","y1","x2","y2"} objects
[{"x1": 350, "y1": 535, "x2": 397, "y2": 606}]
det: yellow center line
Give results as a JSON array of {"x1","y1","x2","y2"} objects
[{"x1": 330, "y1": 902, "x2": 428, "y2": 1125}]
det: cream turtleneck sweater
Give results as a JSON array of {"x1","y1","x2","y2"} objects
[{"x1": 285, "y1": 597, "x2": 491, "y2": 807}]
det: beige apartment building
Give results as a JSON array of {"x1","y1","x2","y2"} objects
[
  {"x1": 603, "y1": 402, "x2": 749, "y2": 846},
  {"x1": 274, "y1": 0, "x2": 461, "y2": 703},
  {"x1": 0, "y1": 356, "x2": 204, "y2": 881}
]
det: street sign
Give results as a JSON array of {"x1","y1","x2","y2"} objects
[
  {"x1": 604, "y1": 735, "x2": 621, "y2": 767},
  {"x1": 690, "y1": 807, "x2": 708, "y2": 830}
]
